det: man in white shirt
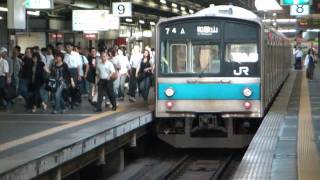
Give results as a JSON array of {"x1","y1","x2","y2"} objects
[
  {"x1": 95, "y1": 51, "x2": 117, "y2": 112},
  {"x1": 128, "y1": 45, "x2": 143, "y2": 101},
  {"x1": 64, "y1": 42, "x2": 82, "y2": 108},
  {"x1": 74, "y1": 46, "x2": 89, "y2": 95},
  {"x1": 0, "y1": 47, "x2": 10, "y2": 108},
  {"x1": 294, "y1": 46, "x2": 303, "y2": 70},
  {"x1": 117, "y1": 49, "x2": 130, "y2": 100}
]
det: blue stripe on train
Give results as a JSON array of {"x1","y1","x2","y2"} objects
[{"x1": 158, "y1": 83, "x2": 260, "y2": 100}]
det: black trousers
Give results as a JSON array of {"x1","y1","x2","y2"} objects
[
  {"x1": 69, "y1": 68, "x2": 81, "y2": 105},
  {"x1": 128, "y1": 68, "x2": 137, "y2": 97},
  {"x1": 96, "y1": 79, "x2": 116, "y2": 110},
  {"x1": 0, "y1": 76, "x2": 5, "y2": 107}
]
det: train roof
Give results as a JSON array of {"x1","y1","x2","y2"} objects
[{"x1": 158, "y1": 5, "x2": 262, "y2": 26}]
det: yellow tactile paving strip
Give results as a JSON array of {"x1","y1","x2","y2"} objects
[{"x1": 297, "y1": 73, "x2": 320, "y2": 180}]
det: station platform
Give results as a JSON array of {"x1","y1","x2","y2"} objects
[
  {"x1": 233, "y1": 66, "x2": 320, "y2": 180},
  {"x1": 0, "y1": 95, "x2": 154, "y2": 180}
]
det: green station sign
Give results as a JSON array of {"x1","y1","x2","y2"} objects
[{"x1": 281, "y1": 0, "x2": 312, "y2": 5}]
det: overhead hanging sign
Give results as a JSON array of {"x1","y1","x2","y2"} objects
[
  {"x1": 25, "y1": 0, "x2": 54, "y2": 9},
  {"x1": 72, "y1": 10, "x2": 120, "y2": 31},
  {"x1": 8, "y1": 0, "x2": 26, "y2": 29},
  {"x1": 290, "y1": 5, "x2": 310, "y2": 16},
  {"x1": 112, "y1": 2, "x2": 132, "y2": 17},
  {"x1": 281, "y1": 0, "x2": 312, "y2": 5}
]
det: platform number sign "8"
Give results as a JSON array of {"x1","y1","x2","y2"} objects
[
  {"x1": 296, "y1": 5, "x2": 304, "y2": 13},
  {"x1": 112, "y1": 2, "x2": 132, "y2": 17}
]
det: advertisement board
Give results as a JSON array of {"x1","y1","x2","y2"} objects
[{"x1": 72, "y1": 10, "x2": 120, "y2": 31}]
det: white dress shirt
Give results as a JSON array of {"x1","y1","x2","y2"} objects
[
  {"x1": 0, "y1": 58, "x2": 9, "y2": 77},
  {"x1": 96, "y1": 60, "x2": 115, "y2": 80},
  {"x1": 130, "y1": 53, "x2": 143, "y2": 69},
  {"x1": 63, "y1": 51, "x2": 81, "y2": 69}
]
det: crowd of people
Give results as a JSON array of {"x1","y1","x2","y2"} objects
[{"x1": 0, "y1": 43, "x2": 155, "y2": 114}]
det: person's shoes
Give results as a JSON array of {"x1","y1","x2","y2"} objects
[
  {"x1": 129, "y1": 97, "x2": 136, "y2": 102},
  {"x1": 112, "y1": 106, "x2": 117, "y2": 111},
  {"x1": 94, "y1": 108, "x2": 102, "y2": 112},
  {"x1": 52, "y1": 110, "x2": 58, "y2": 114},
  {"x1": 31, "y1": 106, "x2": 37, "y2": 113},
  {"x1": 41, "y1": 102, "x2": 47, "y2": 111}
]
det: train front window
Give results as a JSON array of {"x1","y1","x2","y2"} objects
[
  {"x1": 170, "y1": 44, "x2": 187, "y2": 73},
  {"x1": 192, "y1": 45, "x2": 220, "y2": 74},
  {"x1": 225, "y1": 43, "x2": 258, "y2": 63}
]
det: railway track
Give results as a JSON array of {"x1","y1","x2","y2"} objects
[
  {"x1": 160, "y1": 154, "x2": 234, "y2": 180},
  {"x1": 108, "y1": 151, "x2": 236, "y2": 180}
]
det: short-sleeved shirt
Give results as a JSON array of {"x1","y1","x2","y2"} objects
[
  {"x1": 295, "y1": 50, "x2": 303, "y2": 58},
  {"x1": 79, "y1": 55, "x2": 88, "y2": 77},
  {"x1": 130, "y1": 53, "x2": 143, "y2": 69},
  {"x1": 96, "y1": 60, "x2": 115, "y2": 80},
  {"x1": 118, "y1": 55, "x2": 131, "y2": 75},
  {"x1": 0, "y1": 58, "x2": 9, "y2": 77},
  {"x1": 44, "y1": 54, "x2": 54, "y2": 69},
  {"x1": 63, "y1": 51, "x2": 81, "y2": 69}
]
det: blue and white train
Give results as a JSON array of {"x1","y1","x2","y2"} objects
[{"x1": 155, "y1": 5, "x2": 292, "y2": 148}]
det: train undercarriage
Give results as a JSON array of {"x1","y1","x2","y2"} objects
[{"x1": 156, "y1": 115, "x2": 261, "y2": 148}]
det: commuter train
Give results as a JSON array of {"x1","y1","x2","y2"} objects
[{"x1": 155, "y1": 5, "x2": 292, "y2": 148}]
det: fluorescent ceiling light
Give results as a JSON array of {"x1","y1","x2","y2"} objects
[
  {"x1": 278, "y1": 29, "x2": 297, "y2": 33},
  {"x1": 171, "y1": 3, "x2": 177, "y2": 8},
  {"x1": 150, "y1": 21, "x2": 156, "y2": 26},
  {"x1": 125, "y1": 18, "x2": 133, "y2": 22},
  {"x1": 276, "y1": 19, "x2": 297, "y2": 23},
  {"x1": 139, "y1": 20, "x2": 145, "y2": 24},
  {"x1": 189, "y1": 9, "x2": 194, "y2": 14},
  {"x1": 0, "y1": 7, "x2": 8, "y2": 12},
  {"x1": 255, "y1": 0, "x2": 282, "y2": 11},
  {"x1": 180, "y1": 6, "x2": 186, "y2": 11},
  {"x1": 263, "y1": 19, "x2": 297, "y2": 23},
  {"x1": 307, "y1": 29, "x2": 320, "y2": 32},
  {"x1": 0, "y1": 16, "x2": 2, "y2": 20},
  {"x1": 27, "y1": 11, "x2": 40, "y2": 16},
  {"x1": 173, "y1": 8, "x2": 179, "y2": 13},
  {"x1": 160, "y1": 0, "x2": 166, "y2": 4},
  {"x1": 84, "y1": 31, "x2": 98, "y2": 34}
]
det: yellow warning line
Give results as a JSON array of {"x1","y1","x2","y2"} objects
[
  {"x1": 297, "y1": 72, "x2": 320, "y2": 180},
  {"x1": 0, "y1": 108, "x2": 124, "y2": 152}
]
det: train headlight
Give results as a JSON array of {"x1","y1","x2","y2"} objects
[
  {"x1": 165, "y1": 87, "x2": 175, "y2": 97},
  {"x1": 243, "y1": 88, "x2": 252, "y2": 97}
]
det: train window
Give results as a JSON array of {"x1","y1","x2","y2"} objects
[
  {"x1": 170, "y1": 44, "x2": 187, "y2": 73},
  {"x1": 192, "y1": 45, "x2": 220, "y2": 73},
  {"x1": 225, "y1": 43, "x2": 258, "y2": 63}
]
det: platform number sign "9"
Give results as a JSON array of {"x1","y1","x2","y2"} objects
[{"x1": 112, "y1": 2, "x2": 132, "y2": 17}]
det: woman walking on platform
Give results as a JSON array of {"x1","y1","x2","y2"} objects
[
  {"x1": 305, "y1": 48, "x2": 317, "y2": 80},
  {"x1": 136, "y1": 50, "x2": 153, "y2": 103}
]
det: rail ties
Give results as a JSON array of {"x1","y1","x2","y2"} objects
[
  {"x1": 210, "y1": 154, "x2": 234, "y2": 180},
  {"x1": 157, "y1": 154, "x2": 191, "y2": 180}
]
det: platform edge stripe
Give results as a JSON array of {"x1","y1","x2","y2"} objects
[
  {"x1": 0, "y1": 111, "x2": 153, "y2": 180},
  {"x1": 233, "y1": 72, "x2": 296, "y2": 179},
  {"x1": 0, "y1": 108, "x2": 126, "y2": 152},
  {"x1": 297, "y1": 72, "x2": 320, "y2": 180}
]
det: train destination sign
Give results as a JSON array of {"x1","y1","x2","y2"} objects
[
  {"x1": 161, "y1": 21, "x2": 221, "y2": 40},
  {"x1": 197, "y1": 26, "x2": 219, "y2": 36},
  {"x1": 281, "y1": 0, "x2": 312, "y2": 5}
]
